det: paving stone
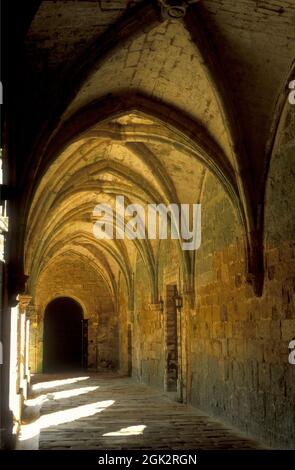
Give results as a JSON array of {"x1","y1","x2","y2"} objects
[{"x1": 19, "y1": 372, "x2": 265, "y2": 450}]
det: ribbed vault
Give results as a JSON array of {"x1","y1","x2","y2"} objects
[
  {"x1": 25, "y1": 112, "x2": 223, "y2": 306},
  {"x1": 2, "y1": 0, "x2": 295, "y2": 451}
]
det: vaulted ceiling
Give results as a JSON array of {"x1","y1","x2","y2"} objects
[{"x1": 3, "y1": 0, "x2": 295, "y2": 299}]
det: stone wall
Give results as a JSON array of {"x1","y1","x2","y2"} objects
[
  {"x1": 30, "y1": 255, "x2": 118, "y2": 372},
  {"x1": 125, "y1": 122, "x2": 295, "y2": 448},
  {"x1": 190, "y1": 158, "x2": 295, "y2": 448}
]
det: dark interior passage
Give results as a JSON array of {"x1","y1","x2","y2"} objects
[{"x1": 43, "y1": 297, "x2": 83, "y2": 372}]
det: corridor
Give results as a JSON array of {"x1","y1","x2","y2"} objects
[
  {"x1": 18, "y1": 372, "x2": 262, "y2": 450},
  {"x1": 2, "y1": 0, "x2": 295, "y2": 452}
]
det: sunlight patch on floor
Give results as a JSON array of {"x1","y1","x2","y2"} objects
[
  {"x1": 103, "y1": 425, "x2": 146, "y2": 437},
  {"x1": 18, "y1": 399, "x2": 115, "y2": 442},
  {"x1": 47, "y1": 386, "x2": 99, "y2": 400},
  {"x1": 39, "y1": 399, "x2": 115, "y2": 428},
  {"x1": 32, "y1": 376, "x2": 90, "y2": 391}
]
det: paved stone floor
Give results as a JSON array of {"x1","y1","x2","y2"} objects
[{"x1": 18, "y1": 372, "x2": 263, "y2": 450}]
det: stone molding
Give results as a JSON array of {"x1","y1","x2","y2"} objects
[{"x1": 17, "y1": 294, "x2": 32, "y2": 313}]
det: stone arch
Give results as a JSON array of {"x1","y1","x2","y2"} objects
[
  {"x1": 23, "y1": 94, "x2": 257, "y2": 300},
  {"x1": 43, "y1": 296, "x2": 84, "y2": 373},
  {"x1": 43, "y1": 293, "x2": 87, "y2": 320}
]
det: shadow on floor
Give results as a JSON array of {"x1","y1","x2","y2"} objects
[{"x1": 16, "y1": 371, "x2": 264, "y2": 451}]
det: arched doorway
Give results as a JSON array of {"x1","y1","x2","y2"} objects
[{"x1": 43, "y1": 297, "x2": 83, "y2": 372}]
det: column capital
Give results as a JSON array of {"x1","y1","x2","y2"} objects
[{"x1": 17, "y1": 294, "x2": 32, "y2": 313}]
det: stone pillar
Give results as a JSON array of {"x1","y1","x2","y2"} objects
[
  {"x1": 17, "y1": 295, "x2": 32, "y2": 401},
  {"x1": 25, "y1": 318, "x2": 30, "y2": 385},
  {"x1": 25, "y1": 304, "x2": 38, "y2": 374},
  {"x1": 0, "y1": 210, "x2": 11, "y2": 447},
  {"x1": 127, "y1": 310, "x2": 134, "y2": 377},
  {"x1": 8, "y1": 302, "x2": 22, "y2": 436}
]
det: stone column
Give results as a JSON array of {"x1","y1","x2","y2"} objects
[
  {"x1": 8, "y1": 302, "x2": 21, "y2": 436},
  {"x1": 7, "y1": 294, "x2": 31, "y2": 437},
  {"x1": 25, "y1": 304, "x2": 38, "y2": 374},
  {"x1": 18, "y1": 295, "x2": 32, "y2": 400},
  {"x1": 25, "y1": 317, "x2": 30, "y2": 384},
  {"x1": 127, "y1": 310, "x2": 134, "y2": 377}
]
